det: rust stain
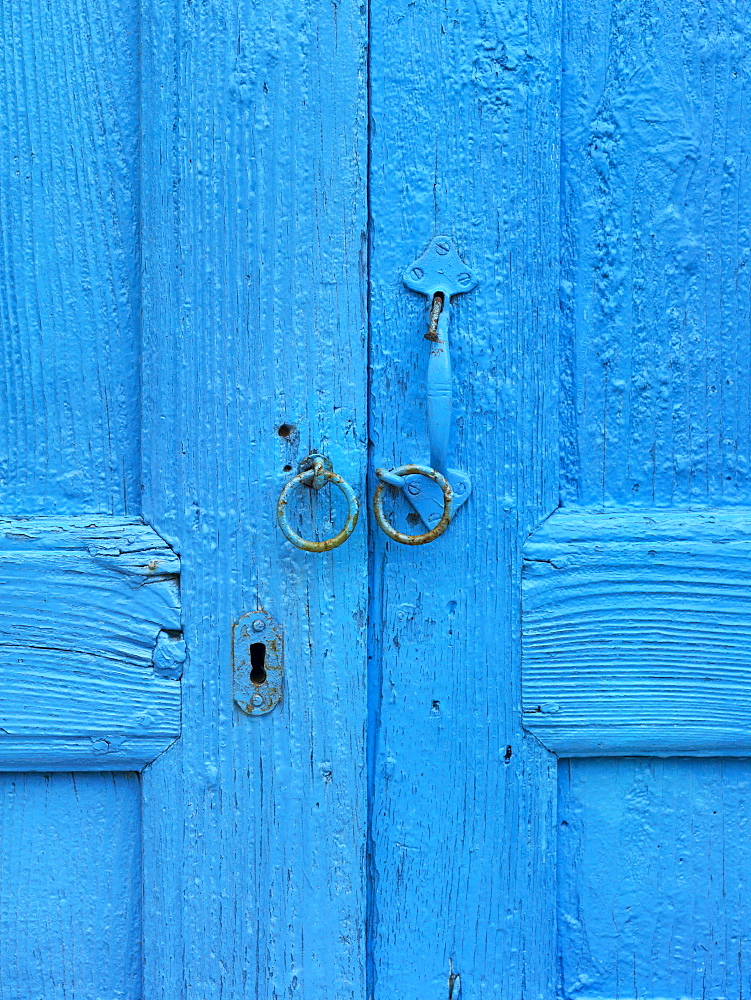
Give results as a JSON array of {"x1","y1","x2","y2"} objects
[
  {"x1": 232, "y1": 608, "x2": 284, "y2": 716},
  {"x1": 425, "y1": 290, "x2": 445, "y2": 342}
]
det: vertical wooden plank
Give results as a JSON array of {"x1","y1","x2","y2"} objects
[
  {"x1": 0, "y1": 0, "x2": 140, "y2": 514},
  {"x1": 560, "y1": 0, "x2": 751, "y2": 507},
  {"x1": 141, "y1": 0, "x2": 369, "y2": 996},
  {"x1": 368, "y1": 1, "x2": 560, "y2": 996},
  {"x1": 0, "y1": 772, "x2": 142, "y2": 999}
]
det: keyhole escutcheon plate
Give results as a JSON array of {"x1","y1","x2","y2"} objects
[{"x1": 233, "y1": 608, "x2": 283, "y2": 716}]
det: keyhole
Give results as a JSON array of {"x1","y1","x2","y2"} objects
[{"x1": 250, "y1": 643, "x2": 267, "y2": 685}]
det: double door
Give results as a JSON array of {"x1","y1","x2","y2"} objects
[{"x1": 1, "y1": 0, "x2": 750, "y2": 997}]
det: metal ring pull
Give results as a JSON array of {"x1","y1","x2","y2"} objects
[
  {"x1": 277, "y1": 454, "x2": 359, "y2": 552},
  {"x1": 373, "y1": 465, "x2": 453, "y2": 545}
]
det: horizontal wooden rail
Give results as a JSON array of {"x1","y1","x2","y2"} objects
[
  {"x1": 523, "y1": 510, "x2": 751, "y2": 756},
  {"x1": 0, "y1": 516, "x2": 181, "y2": 770}
]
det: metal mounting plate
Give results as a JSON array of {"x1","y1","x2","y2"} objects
[
  {"x1": 403, "y1": 235, "x2": 479, "y2": 299},
  {"x1": 233, "y1": 609, "x2": 283, "y2": 716},
  {"x1": 401, "y1": 468, "x2": 471, "y2": 530}
]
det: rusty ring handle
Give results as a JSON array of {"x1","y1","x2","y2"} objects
[
  {"x1": 373, "y1": 464, "x2": 453, "y2": 545},
  {"x1": 277, "y1": 465, "x2": 359, "y2": 553}
]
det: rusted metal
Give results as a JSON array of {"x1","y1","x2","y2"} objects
[
  {"x1": 425, "y1": 291, "x2": 444, "y2": 342},
  {"x1": 233, "y1": 608, "x2": 283, "y2": 716},
  {"x1": 373, "y1": 464, "x2": 453, "y2": 545},
  {"x1": 376, "y1": 468, "x2": 407, "y2": 488},
  {"x1": 276, "y1": 453, "x2": 359, "y2": 552},
  {"x1": 297, "y1": 452, "x2": 332, "y2": 490}
]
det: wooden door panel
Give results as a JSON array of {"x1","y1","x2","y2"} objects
[
  {"x1": 0, "y1": 0, "x2": 141, "y2": 515},
  {"x1": 522, "y1": 1, "x2": 751, "y2": 997},
  {"x1": 140, "y1": 2, "x2": 369, "y2": 996},
  {"x1": 0, "y1": 516, "x2": 181, "y2": 770},
  {"x1": 0, "y1": 771, "x2": 142, "y2": 1000},
  {"x1": 523, "y1": 510, "x2": 751, "y2": 755},
  {"x1": 560, "y1": 0, "x2": 751, "y2": 508},
  {"x1": 0, "y1": 4, "x2": 181, "y2": 997},
  {"x1": 558, "y1": 758, "x2": 751, "y2": 1000}
]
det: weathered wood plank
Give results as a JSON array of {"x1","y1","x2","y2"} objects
[
  {"x1": 368, "y1": 0, "x2": 561, "y2": 995},
  {"x1": 0, "y1": 517, "x2": 180, "y2": 768},
  {"x1": 560, "y1": 0, "x2": 751, "y2": 507},
  {"x1": 0, "y1": 771, "x2": 142, "y2": 999},
  {"x1": 141, "y1": 0, "x2": 369, "y2": 996},
  {"x1": 0, "y1": 0, "x2": 140, "y2": 514},
  {"x1": 523, "y1": 510, "x2": 751, "y2": 754},
  {"x1": 558, "y1": 758, "x2": 751, "y2": 1000}
]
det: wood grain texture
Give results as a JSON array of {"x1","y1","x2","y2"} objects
[
  {"x1": 523, "y1": 509, "x2": 751, "y2": 755},
  {"x1": 560, "y1": 0, "x2": 751, "y2": 507},
  {"x1": 558, "y1": 758, "x2": 751, "y2": 1000},
  {"x1": 0, "y1": 771, "x2": 142, "y2": 1000},
  {"x1": 368, "y1": 1, "x2": 560, "y2": 996},
  {"x1": 0, "y1": 516, "x2": 180, "y2": 768},
  {"x1": 0, "y1": 0, "x2": 141, "y2": 515},
  {"x1": 549, "y1": 3, "x2": 751, "y2": 996},
  {"x1": 141, "y1": 0, "x2": 369, "y2": 996}
]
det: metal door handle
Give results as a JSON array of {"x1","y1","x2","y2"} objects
[
  {"x1": 277, "y1": 454, "x2": 359, "y2": 552},
  {"x1": 425, "y1": 290, "x2": 453, "y2": 475},
  {"x1": 374, "y1": 236, "x2": 478, "y2": 544}
]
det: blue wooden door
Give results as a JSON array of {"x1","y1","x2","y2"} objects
[
  {"x1": 520, "y1": 2, "x2": 751, "y2": 996},
  {"x1": 2, "y1": 0, "x2": 750, "y2": 998}
]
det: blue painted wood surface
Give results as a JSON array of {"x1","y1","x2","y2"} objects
[
  {"x1": 560, "y1": 0, "x2": 751, "y2": 508},
  {"x1": 0, "y1": 0, "x2": 141, "y2": 515},
  {"x1": 2, "y1": 0, "x2": 751, "y2": 995},
  {"x1": 546, "y1": 1, "x2": 751, "y2": 998},
  {"x1": 558, "y1": 759, "x2": 751, "y2": 1000},
  {"x1": 523, "y1": 510, "x2": 751, "y2": 755},
  {"x1": 0, "y1": 772, "x2": 142, "y2": 999},
  {"x1": 0, "y1": 516, "x2": 181, "y2": 770},
  {"x1": 0, "y1": 2, "x2": 183, "y2": 995},
  {"x1": 368, "y1": 0, "x2": 560, "y2": 995}
]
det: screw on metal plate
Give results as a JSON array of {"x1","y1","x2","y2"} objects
[
  {"x1": 374, "y1": 236, "x2": 478, "y2": 541},
  {"x1": 398, "y1": 466, "x2": 472, "y2": 533},
  {"x1": 233, "y1": 608, "x2": 283, "y2": 716},
  {"x1": 403, "y1": 236, "x2": 479, "y2": 300}
]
